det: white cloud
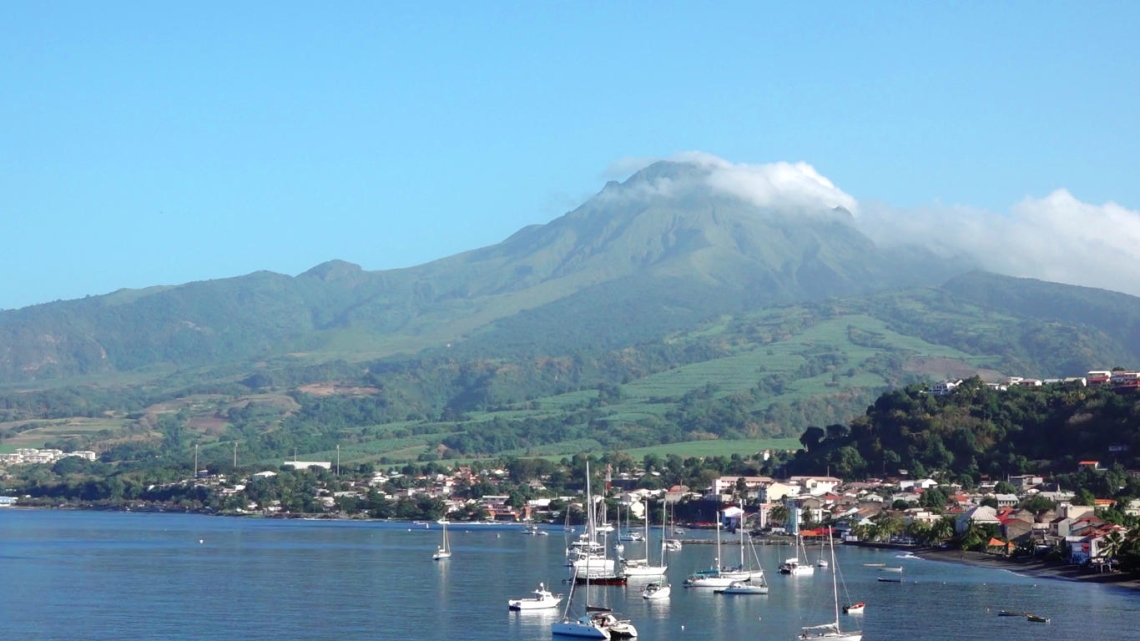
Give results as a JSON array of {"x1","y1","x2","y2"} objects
[
  {"x1": 858, "y1": 190, "x2": 1140, "y2": 297},
  {"x1": 607, "y1": 152, "x2": 859, "y2": 215},
  {"x1": 698, "y1": 158, "x2": 859, "y2": 214},
  {"x1": 605, "y1": 151, "x2": 1140, "y2": 296}
]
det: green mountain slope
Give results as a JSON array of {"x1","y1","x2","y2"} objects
[
  {"x1": 6, "y1": 278, "x2": 1140, "y2": 468},
  {"x1": 0, "y1": 161, "x2": 965, "y2": 384}
]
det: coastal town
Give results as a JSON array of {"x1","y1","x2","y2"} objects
[{"x1": 5, "y1": 447, "x2": 1137, "y2": 582}]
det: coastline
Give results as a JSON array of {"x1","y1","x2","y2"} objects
[{"x1": 911, "y1": 547, "x2": 1140, "y2": 592}]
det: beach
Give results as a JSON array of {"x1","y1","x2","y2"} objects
[{"x1": 912, "y1": 547, "x2": 1140, "y2": 591}]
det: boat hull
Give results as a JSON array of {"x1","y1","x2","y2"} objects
[
  {"x1": 575, "y1": 575, "x2": 627, "y2": 585},
  {"x1": 799, "y1": 633, "x2": 862, "y2": 641},
  {"x1": 552, "y1": 620, "x2": 610, "y2": 639},
  {"x1": 716, "y1": 586, "x2": 769, "y2": 595},
  {"x1": 509, "y1": 598, "x2": 561, "y2": 611},
  {"x1": 622, "y1": 564, "x2": 667, "y2": 577}
]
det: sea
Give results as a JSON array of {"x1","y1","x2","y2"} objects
[{"x1": 1, "y1": 510, "x2": 1137, "y2": 641}]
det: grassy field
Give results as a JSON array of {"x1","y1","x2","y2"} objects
[
  {"x1": 618, "y1": 438, "x2": 802, "y2": 459},
  {"x1": 0, "y1": 418, "x2": 129, "y2": 450}
]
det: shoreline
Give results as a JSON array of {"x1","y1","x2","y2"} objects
[{"x1": 911, "y1": 547, "x2": 1140, "y2": 592}]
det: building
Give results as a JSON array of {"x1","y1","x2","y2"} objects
[
  {"x1": 281, "y1": 461, "x2": 332, "y2": 470},
  {"x1": 928, "y1": 380, "x2": 962, "y2": 396}
]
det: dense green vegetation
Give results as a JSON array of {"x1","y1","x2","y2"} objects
[
  {"x1": 5, "y1": 274, "x2": 1140, "y2": 469},
  {"x1": 789, "y1": 378, "x2": 1140, "y2": 488}
]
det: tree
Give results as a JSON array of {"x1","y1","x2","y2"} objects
[
  {"x1": 767, "y1": 504, "x2": 790, "y2": 526},
  {"x1": 994, "y1": 481, "x2": 1017, "y2": 495},
  {"x1": 799, "y1": 426, "x2": 825, "y2": 453},
  {"x1": 920, "y1": 486, "x2": 949, "y2": 511}
]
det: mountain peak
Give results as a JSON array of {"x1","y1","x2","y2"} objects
[{"x1": 300, "y1": 260, "x2": 364, "y2": 282}]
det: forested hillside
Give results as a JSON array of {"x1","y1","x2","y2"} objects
[
  {"x1": 789, "y1": 377, "x2": 1140, "y2": 487},
  {"x1": 5, "y1": 278, "x2": 1140, "y2": 470}
]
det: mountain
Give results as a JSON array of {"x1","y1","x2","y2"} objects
[
  {"x1": 0, "y1": 161, "x2": 966, "y2": 384},
  {"x1": 10, "y1": 161, "x2": 1140, "y2": 468}
]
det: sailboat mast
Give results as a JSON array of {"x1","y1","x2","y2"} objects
[
  {"x1": 739, "y1": 500, "x2": 746, "y2": 568},
  {"x1": 829, "y1": 527, "x2": 840, "y2": 626},
  {"x1": 585, "y1": 460, "x2": 593, "y2": 611},
  {"x1": 715, "y1": 513, "x2": 722, "y2": 569}
]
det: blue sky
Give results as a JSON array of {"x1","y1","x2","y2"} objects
[{"x1": 3, "y1": 2, "x2": 1139, "y2": 309}]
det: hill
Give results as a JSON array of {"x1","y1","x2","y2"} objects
[
  {"x1": 0, "y1": 161, "x2": 964, "y2": 384},
  {"x1": 4, "y1": 276, "x2": 1140, "y2": 469},
  {"x1": 5, "y1": 163, "x2": 1140, "y2": 468}
]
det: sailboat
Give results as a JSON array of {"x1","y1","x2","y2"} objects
[
  {"x1": 432, "y1": 520, "x2": 451, "y2": 560},
  {"x1": 622, "y1": 500, "x2": 667, "y2": 578},
  {"x1": 664, "y1": 500, "x2": 682, "y2": 552},
  {"x1": 715, "y1": 521, "x2": 769, "y2": 595},
  {"x1": 554, "y1": 460, "x2": 636, "y2": 638},
  {"x1": 638, "y1": 500, "x2": 671, "y2": 596},
  {"x1": 684, "y1": 505, "x2": 751, "y2": 588},
  {"x1": 779, "y1": 528, "x2": 815, "y2": 576},
  {"x1": 797, "y1": 528, "x2": 861, "y2": 641}
]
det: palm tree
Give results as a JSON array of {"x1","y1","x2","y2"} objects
[
  {"x1": 1100, "y1": 530, "x2": 1125, "y2": 567},
  {"x1": 930, "y1": 516, "x2": 956, "y2": 545},
  {"x1": 768, "y1": 504, "x2": 790, "y2": 527}
]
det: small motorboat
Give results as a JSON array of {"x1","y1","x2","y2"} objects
[
  {"x1": 641, "y1": 582, "x2": 671, "y2": 600},
  {"x1": 877, "y1": 576, "x2": 902, "y2": 583},
  {"x1": 1026, "y1": 613, "x2": 1050, "y2": 624},
  {"x1": 880, "y1": 566, "x2": 903, "y2": 572},
  {"x1": 715, "y1": 580, "x2": 769, "y2": 595},
  {"x1": 843, "y1": 602, "x2": 865, "y2": 614},
  {"x1": 509, "y1": 582, "x2": 562, "y2": 611},
  {"x1": 863, "y1": 563, "x2": 885, "y2": 567}
]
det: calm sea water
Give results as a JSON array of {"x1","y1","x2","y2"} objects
[{"x1": 1, "y1": 510, "x2": 1137, "y2": 641}]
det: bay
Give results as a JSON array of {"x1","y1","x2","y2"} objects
[{"x1": 1, "y1": 510, "x2": 1137, "y2": 640}]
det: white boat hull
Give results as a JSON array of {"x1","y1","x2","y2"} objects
[
  {"x1": 684, "y1": 575, "x2": 738, "y2": 588},
  {"x1": 622, "y1": 564, "x2": 667, "y2": 577},
  {"x1": 780, "y1": 565, "x2": 814, "y2": 575},
  {"x1": 552, "y1": 619, "x2": 610, "y2": 639},
  {"x1": 799, "y1": 633, "x2": 861, "y2": 641},
  {"x1": 572, "y1": 557, "x2": 616, "y2": 574},
  {"x1": 716, "y1": 582, "x2": 769, "y2": 595},
  {"x1": 509, "y1": 597, "x2": 561, "y2": 611},
  {"x1": 641, "y1": 585, "x2": 670, "y2": 600}
]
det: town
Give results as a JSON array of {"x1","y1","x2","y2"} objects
[{"x1": 5, "y1": 448, "x2": 1136, "y2": 577}]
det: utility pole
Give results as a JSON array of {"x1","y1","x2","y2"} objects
[
  {"x1": 336, "y1": 444, "x2": 340, "y2": 476},
  {"x1": 233, "y1": 441, "x2": 238, "y2": 472},
  {"x1": 193, "y1": 444, "x2": 198, "y2": 482}
]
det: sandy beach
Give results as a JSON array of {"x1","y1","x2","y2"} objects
[{"x1": 912, "y1": 547, "x2": 1140, "y2": 591}]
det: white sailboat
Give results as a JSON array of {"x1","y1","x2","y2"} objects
[
  {"x1": 622, "y1": 499, "x2": 667, "y2": 578},
  {"x1": 779, "y1": 529, "x2": 815, "y2": 576},
  {"x1": 664, "y1": 500, "x2": 682, "y2": 552},
  {"x1": 715, "y1": 519, "x2": 769, "y2": 595},
  {"x1": 796, "y1": 528, "x2": 861, "y2": 641},
  {"x1": 554, "y1": 460, "x2": 626, "y2": 639},
  {"x1": 432, "y1": 520, "x2": 451, "y2": 560},
  {"x1": 640, "y1": 581, "x2": 670, "y2": 600},
  {"x1": 685, "y1": 505, "x2": 752, "y2": 587}
]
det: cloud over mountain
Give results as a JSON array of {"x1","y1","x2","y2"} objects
[
  {"x1": 860, "y1": 190, "x2": 1140, "y2": 297},
  {"x1": 608, "y1": 152, "x2": 1140, "y2": 297},
  {"x1": 604, "y1": 152, "x2": 859, "y2": 216}
]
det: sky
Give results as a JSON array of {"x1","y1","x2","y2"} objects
[{"x1": 3, "y1": 2, "x2": 1139, "y2": 309}]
